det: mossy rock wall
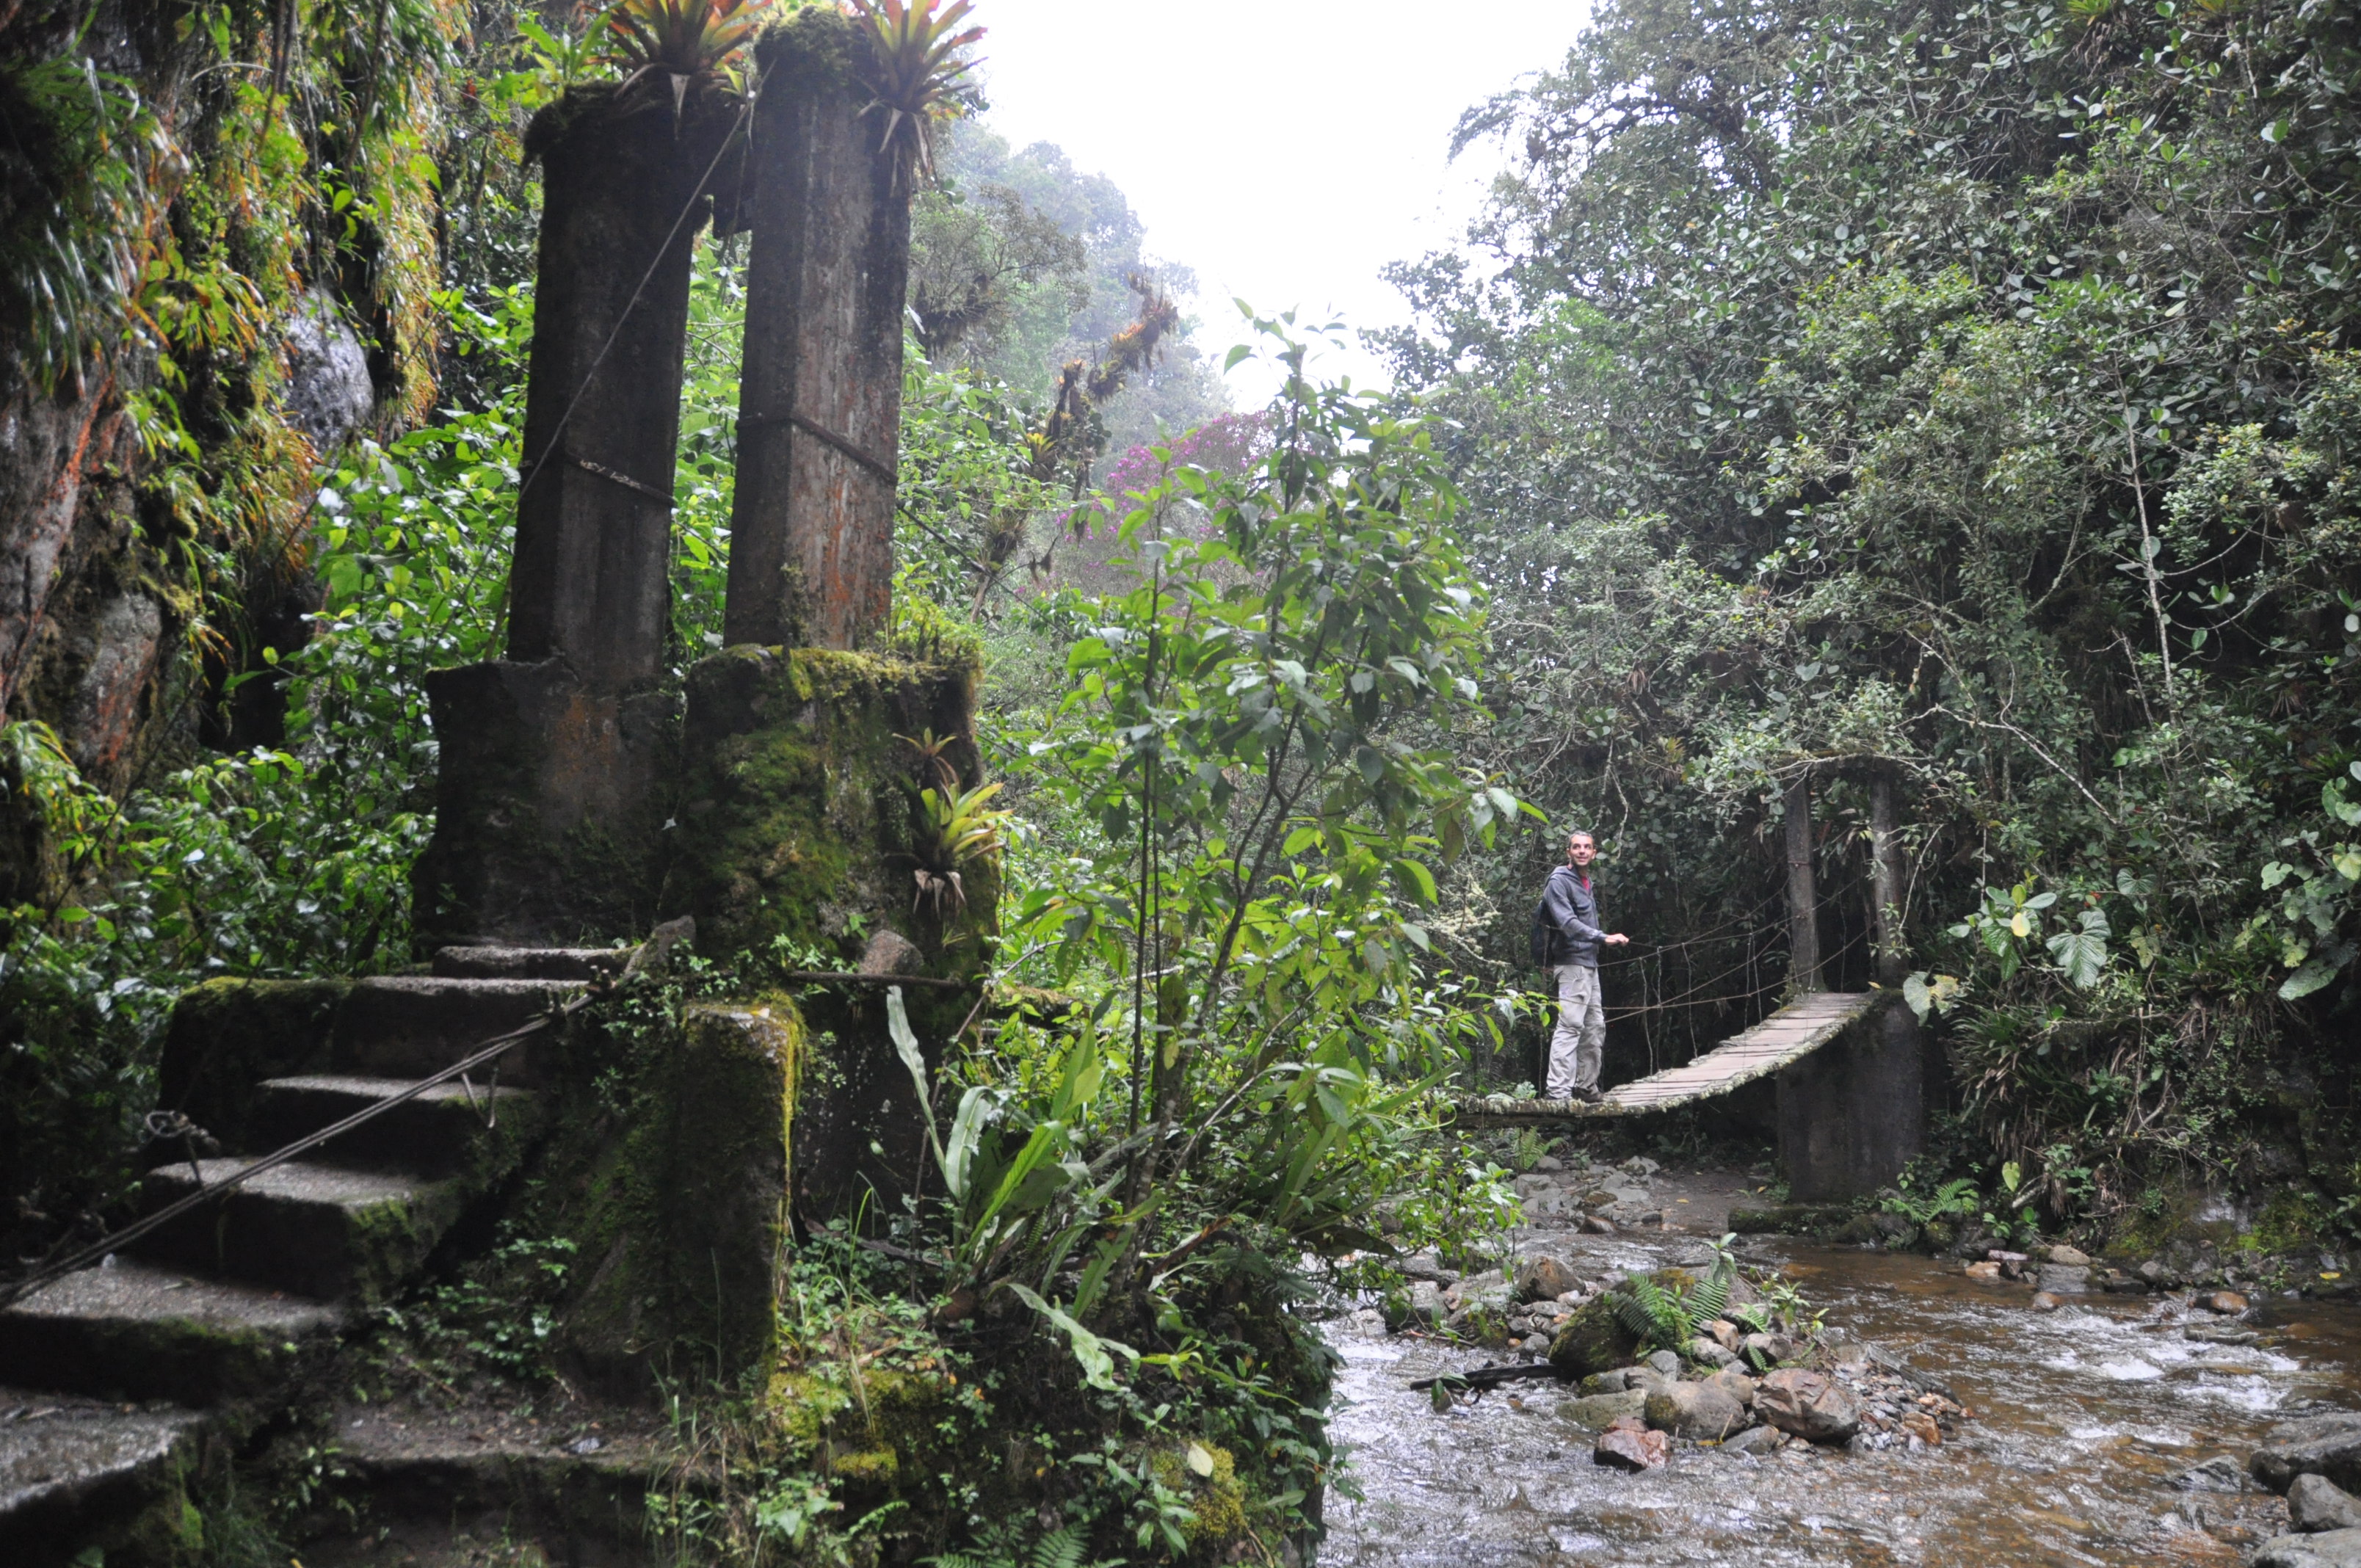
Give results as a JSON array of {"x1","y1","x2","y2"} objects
[
  {"x1": 663, "y1": 645, "x2": 993, "y2": 1219},
  {"x1": 551, "y1": 995, "x2": 800, "y2": 1394}
]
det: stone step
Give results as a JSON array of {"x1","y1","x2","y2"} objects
[
  {"x1": 431, "y1": 944, "x2": 629, "y2": 981},
  {"x1": 331, "y1": 975, "x2": 579, "y2": 1086},
  {"x1": 0, "y1": 1387, "x2": 211, "y2": 1564},
  {"x1": 250, "y1": 1074, "x2": 543, "y2": 1178},
  {"x1": 131, "y1": 1158, "x2": 465, "y2": 1304},
  {"x1": 0, "y1": 1258, "x2": 344, "y2": 1407}
]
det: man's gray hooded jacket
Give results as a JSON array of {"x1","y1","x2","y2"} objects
[{"x1": 1533, "y1": 865, "x2": 1606, "y2": 968}]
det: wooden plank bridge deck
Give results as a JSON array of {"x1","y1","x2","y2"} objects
[{"x1": 1454, "y1": 990, "x2": 1879, "y2": 1125}]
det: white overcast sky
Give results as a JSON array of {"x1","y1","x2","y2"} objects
[{"x1": 965, "y1": 1, "x2": 1594, "y2": 403}]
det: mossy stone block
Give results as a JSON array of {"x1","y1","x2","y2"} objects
[
  {"x1": 558, "y1": 997, "x2": 799, "y2": 1392},
  {"x1": 156, "y1": 977, "x2": 347, "y2": 1153}
]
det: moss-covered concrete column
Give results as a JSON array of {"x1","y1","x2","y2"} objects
[
  {"x1": 725, "y1": 10, "x2": 913, "y2": 650},
  {"x1": 661, "y1": 646, "x2": 993, "y2": 1217},
  {"x1": 509, "y1": 81, "x2": 732, "y2": 689}
]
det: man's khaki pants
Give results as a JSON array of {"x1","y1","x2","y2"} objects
[{"x1": 1546, "y1": 962, "x2": 1604, "y2": 1099}]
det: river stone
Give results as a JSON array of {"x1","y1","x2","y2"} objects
[
  {"x1": 2293, "y1": 1476, "x2": 2361, "y2": 1532},
  {"x1": 1594, "y1": 1415, "x2": 1670, "y2": 1471},
  {"x1": 2255, "y1": 1415, "x2": 2361, "y2": 1494},
  {"x1": 2029, "y1": 1291, "x2": 2062, "y2": 1311},
  {"x1": 1566, "y1": 1389, "x2": 1650, "y2": 1428},
  {"x1": 1645, "y1": 1379, "x2": 1749, "y2": 1440},
  {"x1": 1756, "y1": 1368, "x2": 1860, "y2": 1445},
  {"x1": 2042, "y1": 1244, "x2": 2092, "y2": 1266},
  {"x1": 2252, "y1": 1529, "x2": 2361, "y2": 1567},
  {"x1": 2037, "y1": 1264, "x2": 2091, "y2": 1293},
  {"x1": 1546, "y1": 1283, "x2": 1660, "y2": 1379},
  {"x1": 1388, "y1": 1280, "x2": 1446, "y2": 1331},
  {"x1": 1708, "y1": 1368, "x2": 1758, "y2": 1407},
  {"x1": 1721, "y1": 1423, "x2": 1787, "y2": 1456},
  {"x1": 1685, "y1": 1335, "x2": 1738, "y2": 1369},
  {"x1": 1446, "y1": 1279, "x2": 1517, "y2": 1315},
  {"x1": 2169, "y1": 1454, "x2": 2250, "y2": 1492},
  {"x1": 1580, "y1": 1366, "x2": 1661, "y2": 1395},
  {"x1": 1517, "y1": 1255, "x2": 1581, "y2": 1302},
  {"x1": 2202, "y1": 1289, "x2": 2251, "y2": 1315}
]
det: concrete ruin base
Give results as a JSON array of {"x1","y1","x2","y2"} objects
[
  {"x1": 661, "y1": 644, "x2": 993, "y2": 1219},
  {"x1": 407, "y1": 658, "x2": 677, "y2": 951},
  {"x1": 1775, "y1": 994, "x2": 1926, "y2": 1202}
]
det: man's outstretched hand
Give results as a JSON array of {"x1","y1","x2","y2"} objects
[{"x1": 1605, "y1": 933, "x2": 1631, "y2": 945}]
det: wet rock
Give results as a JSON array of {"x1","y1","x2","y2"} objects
[
  {"x1": 1705, "y1": 1318, "x2": 1743, "y2": 1353},
  {"x1": 1385, "y1": 1280, "x2": 1446, "y2": 1331},
  {"x1": 1898, "y1": 1410, "x2": 1941, "y2": 1447},
  {"x1": 1721, "y1": 1423, "x2": 1787, "y2": 1456},
  {"x1": 1645, "y1": 1378, "x2": 1749, "y2": 1440},
  {"x1": 1609, "y1": 1186, "x2": 1653, "y2": 1206},
  {"x1": 1580, "y1": 1366, "x2": 1661, "y2": 1395},
  {"x1": 2252, "y1": 1528, "x2": 2361, "y2": 1567},
  {"x1": 2037, "y1": 1264, "x2": 2091, "y2": 1294},
  {"x1": 1685, "y1": 1335, "x2": 1738, "y2": 1370},
  {"x1": 2293, "y1": 1476, "x2": 2361, "y2": 1532},
  {"x1": 1517, "y1": 1255, "x2": 1581, "y2": 1302},
  {"x1": 1755, "y1": 1368, "x2": 1860, "y2": 1445},
  {"x1": 2042, "y1": 1244, "x2": 2092, "y2": 1267},
  {"x1": 1963, "y1": 1261, "x2": 2002, "y2": 1281},
  {"x1": 1546, "y1": 1296, "x2": 1647, "y2": 1379},
  {"x1": 1594, "y1": 1415, "x2": 1671, "y2": 1471},
  {"x1": 1620, "y1": 1157, "x2": 1661, "y2": 1177},
  {"x1": 1581, "y1": 1215, "x2": 1617, "y2": 1234},
  {"x1": 1521, "y1": 1333, "x2": 1551, "y2": 1355},
  {"x1": 1645, "y1": 1349, "x2": 1683, "y2": 1379},
  {"x1": 1446, "y1": 1279, "x2": 1517, "y2": 1317},
  {"x1": 2169, "y1": 1454, "x2": 2251, "y2": 1492},
  {"x1": 2096, "y1": 1267, "x2": 2150, "y2": 1294},
  {"x1": 1534, "y1": 1155, "x2": 1564, "y2": 1172},
  {"x1": 2029, "y1": 1291, "x2": 2062, "y2": 1312},
  {"x1": 2253, "y1": 1414, "x2": 2361, "y2": 1494},
  {"x1": 2200, "y1": 1289, "x2": 2250, "y2": 1315},
  {"x1": 1706, "y1": 1368, "x2": 1758, "y2": 1408},
  {"x1": 1741, "y1": 1332, "x2": 1799, "y2": 1365},
  {"x1": 1400, "y1": 1250, "x2": 1449, "y2": 1282},
  {"x1": 2138, "y1": 1259, "x2": 2176, "y2": 1289},
  {"x1": 2185, "y1": 1321, "x2": 2258, "y2": 1346},
  {"x1": 1567, "y1": 1389, "x2": 1650, "y2": 1428}
]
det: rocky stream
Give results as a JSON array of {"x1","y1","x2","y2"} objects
[{"x1": 1316, "y1": 1155, "x2": 2361, "y2": 1567}]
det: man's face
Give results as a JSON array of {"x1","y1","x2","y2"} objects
[{"x1": 1567, "y1": 834, "x2": 1596, "y2": 869}]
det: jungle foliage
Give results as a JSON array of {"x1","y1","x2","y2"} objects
[{"x1": 1382, "y1": 0, "x2": 2361, "y2": 1223}]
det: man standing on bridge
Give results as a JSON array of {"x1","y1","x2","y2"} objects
[{"x1": 1533, "y1": 830, "x2": 1628, "y2": 1103}]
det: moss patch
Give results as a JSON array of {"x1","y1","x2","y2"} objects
[{"x1": 156, "y1": 976, "x2": 347, "y2": 1150}]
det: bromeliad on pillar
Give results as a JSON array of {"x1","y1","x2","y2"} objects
[{"x1": 726, "y1": 1, "x2": 979, "y2": 650}]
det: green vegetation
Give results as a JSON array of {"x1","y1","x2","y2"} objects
[{"x1": 1385, "y1": 0, "x2": 2361, "y2": 1232}]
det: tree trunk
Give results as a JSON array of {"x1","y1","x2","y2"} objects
[
  {"x1": 507, "y1": 83, "x2": 728, "y2": 692},
  {"x1": 1784, "y1": 772, "x2": 1821, "y2": 992},
  {"x1": 727, "y1": 9, "x2": 912, "y2": 651},
  {"x1": 1869, "y1": 769, "x2": 1908, "y2": 985}
]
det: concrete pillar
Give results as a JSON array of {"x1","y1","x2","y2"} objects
[
  {"x1": 507, "y1": 83, "x2": 730, "y2": 691},
  {"x1": 1783, "y1": 771, "x2": 1822, "y2": 992},
  {"x1": 1777, "y1": 995, "x2": 1925, "y2": 1200},
  {"x1": 725, "y1": 8, "x2": 912, "y2": 651}
]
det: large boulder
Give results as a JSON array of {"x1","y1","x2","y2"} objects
[
  {"x1": 1644, "y1": 1379, "x2": 1750, "y2": 1440},
  {"x1": 1548, "y1": 1293, "x2": 1649, "y2": 1379},
  {"x1": 2253, "y1": 1415, "x2": 2361, "y2": 1495},
  {"x1": 1755, "y1": 1368, "x2": 1860, "y2": 1445},
  {"x1": 2293, "y1": 1476, "x2": 2361, "y2": 1533},
  {"x1": 2252, "y1": 1529, "x2": 2361, "y2": 1567}
]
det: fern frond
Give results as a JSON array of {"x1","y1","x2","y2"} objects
[
  {"x1": 1688, "y1": 1256, "x2": 1734, "y2": 1326},
  {"x1": 1609, "y1": 1285, "x2": 1662, "y2": 1344},
  {"x1": 1032, "y1": 1525, "x2": 1087, "y2": 1568}
]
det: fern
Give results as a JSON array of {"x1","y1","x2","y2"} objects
[
  {"x1": 1611, "y1": 1274, "x2": 1691, "y2": 1350},
  {"x1": 926, "y1": 1524, "x2": 1099, "y2": 1568},
  {"x1": 1688, "y1": 1255, "x2": 1735, "y2": 1327}
]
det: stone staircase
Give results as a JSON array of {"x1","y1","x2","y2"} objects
[{"x1": 0, "y1": 946, "x2": 621, "y2": 1564}]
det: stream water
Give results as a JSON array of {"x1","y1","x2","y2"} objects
[{"x1": 1319, "y1": 1232, "x2": 2361, "y2": 1567}]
